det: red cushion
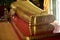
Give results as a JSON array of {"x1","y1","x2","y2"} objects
[{"x1": 11, "y1": 15, "x2": 30, "y2": 36}]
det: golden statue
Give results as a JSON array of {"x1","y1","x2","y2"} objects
[
  {"x1": 9, "y1": 0, "x2": 55, "y2": 40},
  {"x1": 10, "y1": 0, "x2": 51, "y2": 22}
]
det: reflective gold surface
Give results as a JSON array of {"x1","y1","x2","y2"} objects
[{"x1": 0, "y1": 22, "x2": 19, "y2": 40}]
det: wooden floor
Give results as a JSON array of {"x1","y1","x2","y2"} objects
[{"x1": 0, "y1": 22, "x2": 19, "y2": 40}]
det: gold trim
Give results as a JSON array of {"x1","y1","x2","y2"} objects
[
  {"x1": 34, "y1": 16, "x2": 36, "y2": 25},
  {"x1": 33, "y1": 26, "x2": 36, "y2": 34},
  {"x1": 26, "y1": 37, "x2": 30, "y2": 40},
  {"x1": 33, "y1": 16, "x2": 36, "y2": 34},
  {"x1": 29, "y1": 16, "x2": 32, "y2": 35}
]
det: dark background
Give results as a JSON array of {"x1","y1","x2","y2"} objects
[{"x1": 30, "y1": 0, "x2": 44, "y2": 9}]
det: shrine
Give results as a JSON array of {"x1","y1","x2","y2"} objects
[{"x1": 0, "y1": 0, "x2": 60, "y2": 40}]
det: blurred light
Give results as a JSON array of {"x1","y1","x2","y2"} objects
[{"x1": 56, "y1": 0, "x2": 60, "y2": 25}]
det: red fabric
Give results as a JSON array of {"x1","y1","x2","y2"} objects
[
  {"x1": 11, "y1": 15, "x2": 60, "y2": 40},
  {"x1": 11, "y1": 15, "x2": 30, "y2": 36}
]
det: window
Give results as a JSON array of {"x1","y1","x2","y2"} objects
[{"x1": 56, "y1": 0, "x2": 60, "y2": 25}]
